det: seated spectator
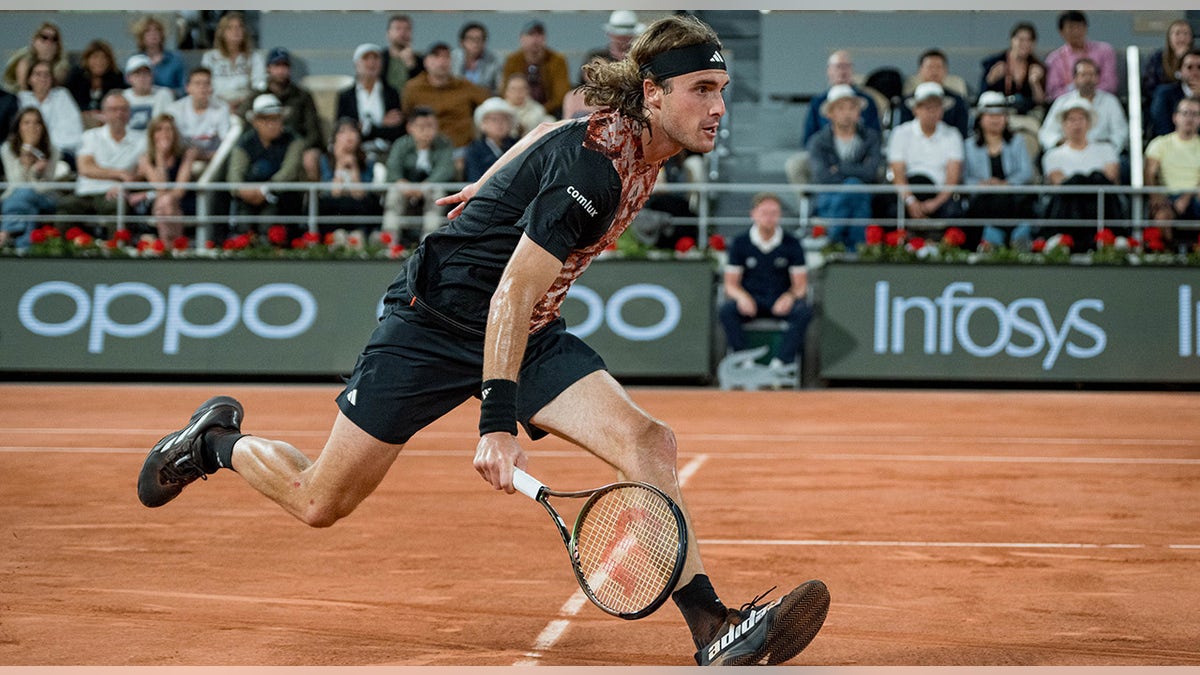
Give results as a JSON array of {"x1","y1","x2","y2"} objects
[
  {"x1": 1144, "y1": 95, "x2": 1200, "y2": 246},
  {"x1": 897, "y1": 50, "x2": 969, "y2": 139},
  {"x1": 64, "y1": 40, "x2": 125, "y2": 130},
  {"x1": 337, "y1": 43, "x2": 404, "y2": 162},
  {"x1": 18, "y1": 60, "x2": 84, "y2": 162},
  {"x1": 245, "y1": 47, "x2": 324, "y2": 180},
  {"x1": 1141, "y1": 20, "x2": 1195, "y2": 114},
  {"x1": 382, "y1": 106, "x2": 456, "y2": 240},
  {"x1": 500, "y1": 20, "x2": 571, "y2": 118},
  {"x1": 3, "y1": 22, "x2": 71, "y2": 92},
  {"x1": 131, "y1": 15, "x2": 187, "y2": 98},
  {"x1": 382, "y1": 13, "x2": 424, "y2": 94},
  {"x1": 133, "y1": 113, "x2": 198, "y2": 241},
  {"x1": 226, "y1": 94, "x2": 305, "y2": 238},
  {"x1": 1044, "y1": 10, "x2": 1118, "y2": 101},
  {"x1": 121, "y1": 55, "x2": 176, "y2": 133},
  {"x1": 402, "y1": 41, "x2": 491, "y2": 165},
  {"x1": 888, "y1": 82, "x2": 965, "y2": 221},
  {"x1": 0, "y1": 90, "x2": 16, "y2": 162},
  {"x1": 642, "y1": 150, "x2": 703, "y2": 250},
  {"x1": 1, "y1": 107, "x2": 62, "y2": 250},
  {"x1": 805, "y1": 84, "x2": 882, "y2": 248},
  {"x1": 463, "y1": 97, "x2": 517, "y2": 182},
  {"x1": 586, "y1": 10, "x2": 645, "y2": 64},
  {"x1": 201, "y1": 12, "x2": 266, "y2": 113},
  {"x1": 169, "y1": 67, "x2": 231, "y2": 161},
  {"x1": 561, "y1": 54, "x2": 613, "y2": 120},
  {"x1": 56, "y1": 92, "x2": 147, "y2": 236},
  {"x1": 317, "y1": 118, "x2": 383, "y2": 234},
  {"x1": 962, "y1": 91, "x2": 1036, "y2": 249},
  {"x1": 719, "y1": 192, "x2": 813, "y2": 378},
  {"x1": 802, "y1": 50, "x2": 882, "y2": 146},
  {"x1": 1149, "y1": 49, "x2": 1200, "y2": 140},
  {"x1": 451, "y1": 21, "x2": 502, "y2": 95},
  {"x1": 1041, "y1": 98, "x2": 1123, "y2": 249},
  {"x1": 979, "y1": 22, "x2": 1046, "y2": 117},
  {"x1": 1039, "y1": 58, "x2": 1128, "y2": 152},
  {"x1": 501, "y1": 72, "x2": 553, "y2": 138}
]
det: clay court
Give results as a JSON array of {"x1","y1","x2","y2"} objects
[{"x1": 2, "y1": 383, "x2": 1199, "y2": 666}]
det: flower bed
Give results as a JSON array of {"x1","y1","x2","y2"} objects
[{"x1": 820, "y1": 224, "x2": 1200, "y2": 267}]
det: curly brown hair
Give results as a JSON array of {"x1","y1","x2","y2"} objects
[{"x1": 580, "y1": 13, "x2": 721, "y2": 129}]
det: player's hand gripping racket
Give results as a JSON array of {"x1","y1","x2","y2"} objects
[{"x1": 512, "y1": 467, "x2": 688, "y2": 620}]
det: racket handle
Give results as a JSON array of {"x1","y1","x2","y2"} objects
[{"x1": 512, "y1": 467, "x2": 544, "y2": 500}]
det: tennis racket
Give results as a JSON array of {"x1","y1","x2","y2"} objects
[{"x1": 512, "y1": 467, "x2": 688, "y2": 620}]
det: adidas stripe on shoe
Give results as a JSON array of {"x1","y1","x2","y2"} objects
[
  {"x1": 696, "y1": 579, "x2": 830, "y2": 666},
  {"x1": 137, "y1": 396, "x2": 243, "y2": 508}
]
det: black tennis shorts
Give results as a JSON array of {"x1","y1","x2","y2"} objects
[{"x1": 335, "y1": 298, "x2": 606, "y2": 445}]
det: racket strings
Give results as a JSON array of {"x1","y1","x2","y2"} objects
[{"x1": 574, "y1": 486, "x2": 683, "y2": 614}]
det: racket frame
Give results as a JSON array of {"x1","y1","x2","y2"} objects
[{"x1": 512, "y1": 467, "x2": 688, "y2": 620}]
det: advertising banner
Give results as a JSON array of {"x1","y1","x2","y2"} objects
[
  {"x1": 1, "y1": 259, "x2": 715, "y2": 379},
  {"x1": 818, "y1": 264, "x2": 1200, "y2": 383}
]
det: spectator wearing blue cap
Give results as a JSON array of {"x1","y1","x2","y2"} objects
[{"x1": 500, "y1": 20, "x2": 571, "y2": 118}]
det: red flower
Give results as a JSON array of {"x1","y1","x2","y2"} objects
[
  {"x1": 172, "y1": 236, "x2": 191, "y2": 251},
  {"x1": 347, "y1": 235, "x2": 361, "y2": 247},
  {"x1": 674, "y1": 236, "x2": 696, "y2": 253},
  {"x1": 908, "y1": 236, "x2": 926, "y2": 250},
  {"x1": 64, "y1": 226, "x2": 85, "y2": 241},
  {"x1": 1031, "y1": 238, "x2": 1046, "y2": 253},
  {"x1": 388, "y1": 243, "x2": 406, "y2": 259},
  {"x1": 1143, "y1": 226, "x2": 1164, "y2": 244},
  {"x1": 865, "y1": 224, "x2": 884, "y2": 246},
  {"x1": 114, "y1": 228, "x2": 133, "y2": 243},
  {"x1": 707, "y1": 233, "x2": 726, "y2": 251},
  {"x1": 105, "y1": 238, "x2": 119, "y2": 249},
  {"x1": 72, "y1": 233, "x2": 93, "y2": 247},
  {"x1": 136, "y1": 240, "x2": 150, "y2": 252},
  {"x1": 205, "y1": 239, "x2": 216, "y2": 249},
  {"x1": 1058, "y1": 234, "x2": 1075, "y2": 249},
  {"x1": 291, "y1": 237, "x2": 307, "y2": 249},
  {"x1": 811, "y1": 225, "x2": 827, "y2": 238},
  {"x1": 30, "y1": 229, "x2": 46, "y2": 245},
  {"x1": 267, "y1": 225, "x2": 288, "y2": 245},
  {"x1": 223, "y1": 234, "x2": 251, "y2": 250},
  {"x1": 884, "y1": 230, "x2": 903, "y2": 247},
  {"x1": 1093, "y1": 228, "x2": 1116, "y2": 247},
  {"x1": 302, "y1": 231, "x2": 320, "y2": 244},
  {"x1": 151, "y1": 239, "x2": 166, "y2": 253},
  {"x1": 942, "y1": 227, "x2": 967, "y2": 248},
  {"x1": 379, "y1": 232, "x2": 394, "y2": 245},
  {"x1": 39, "y1": 225, "x2": 61, "y2": 239},
  {"x1": 323, "y1": 232, "x2": 336, "y2": 246}
]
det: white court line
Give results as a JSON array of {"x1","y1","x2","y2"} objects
[
  {"x1": 699, "y1": 539, "x2": 1200, "y2": 551},
  {"x1": 514, "y1": 453, "x2": 709, "y2": 667}
]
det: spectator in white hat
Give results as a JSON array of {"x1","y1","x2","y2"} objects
[
  {"x1": 337, "y1": 42, "x2": 404, "y2": 159},
  {"x1": 227, "y1": 93, "x2": 306, "y2": 239},
  {"x1": 962, "y1": 91, "x2": 1036, "y2": 249},
  {"x1": 888, "y1": 81, "x2": 964, "y2": 221},
  {"x1": 1041, "y1": 96, "x2": 1125, "y2": 249},
  {"x1": 805, "y1": 83, "x2": 881, "y2": 248},
  {"x1": 463, "y1": 96, "x2": 517, "y2": 181},
  {"x1": 586, "y1": 10, "x2": 646, "y2": 64},
  {"x1": 121, "y1": 54, "x2": 176, "y2": 132}
]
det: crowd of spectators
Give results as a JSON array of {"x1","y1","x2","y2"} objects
[
  {"x1": 0, "y1": 10, "x2": 1197, "y2": 254},
  {"x1": 794, "y1": 10, "x2": 1200, "y2": 253}
]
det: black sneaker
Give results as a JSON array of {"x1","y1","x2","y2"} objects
[
  {"x1": 137, "y1": 396, "x2": 243, "y2": 508},
  {"x1": 696, "y1": 579, "x2": 830, "y2": 666}
]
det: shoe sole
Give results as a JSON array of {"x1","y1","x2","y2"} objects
[
  {"x1": 727, "y1": 579, "x2": 831, "y2": 666},
  {"x1": 137, "y1": 396, "x2": 243, "y2": 508}
]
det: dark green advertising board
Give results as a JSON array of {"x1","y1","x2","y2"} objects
[
  {"x1": 818, "y1": 263, "x2": 1200, "y2": 383},
  {"x1": 0, "y1": 258, "x2": 715, "y2": 379}
]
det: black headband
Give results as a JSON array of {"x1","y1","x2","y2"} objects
[{"x1": 640, "y1": 42, "x2": 726, "y2": 81}]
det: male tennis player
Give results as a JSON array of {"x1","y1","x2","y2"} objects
[{"x1": 138, "y1": 14, "x2": 829, "y2": 666}]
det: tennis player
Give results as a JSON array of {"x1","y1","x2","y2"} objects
[{"x1": 138, "y1": 14, "x2": 828, "y2": 666}]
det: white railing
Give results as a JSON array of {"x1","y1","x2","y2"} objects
[{"x1": 3, "y1": 179, "x2": 1197, "y2": 250}]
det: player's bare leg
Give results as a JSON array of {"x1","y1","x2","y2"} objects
[
  {"x1": 230, "y1": 411, "x2": 404, "y2": 527},
  {"x1": 531, "y1": 370, "x2": 829, "y2": 665}
]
